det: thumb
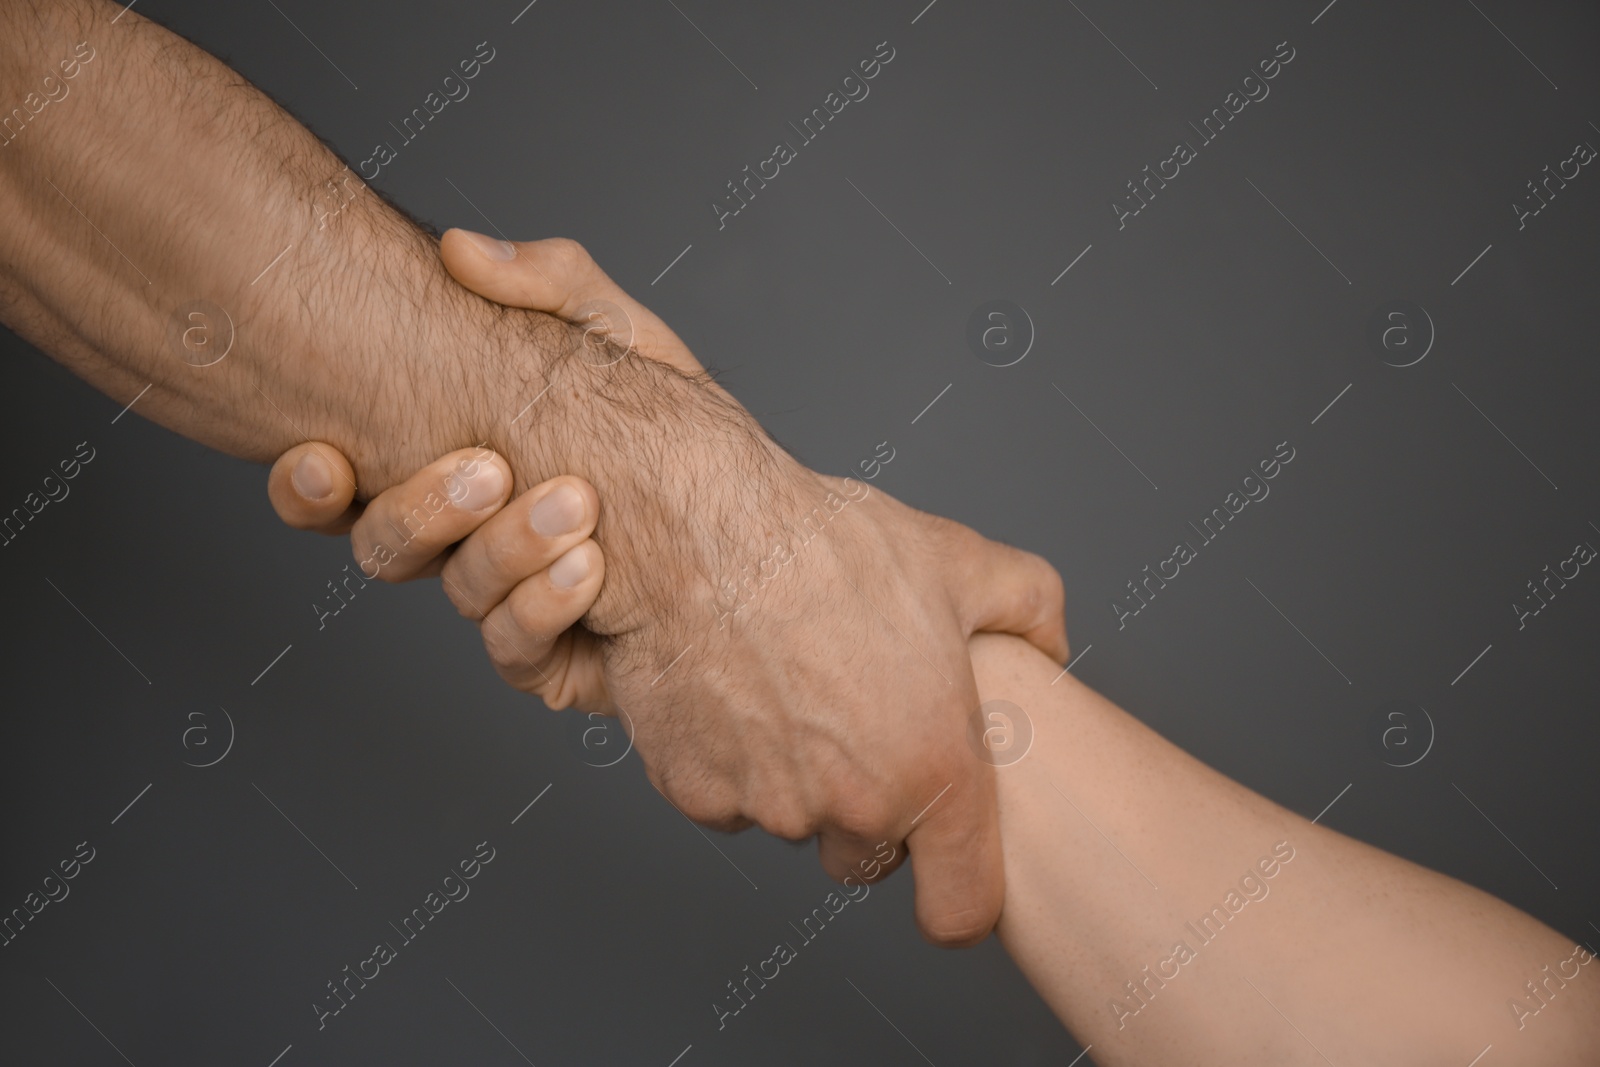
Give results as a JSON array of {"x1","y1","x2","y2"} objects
[
  {"x1": 267, "y1": 442, "x2": 361, "y2": 534},
  {"x1": 904, "y1": 765, "x2": 1005, "y2": 948},
  {"x1": 439, "y1": 231, "x2": 702, "y2": 375},
  {"x1": 952, "y1": 529, "x2": 1069, "y2": 664}
]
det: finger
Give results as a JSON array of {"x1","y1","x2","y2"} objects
[
  {"x1": 951, "y1": 528, "x2": 1070, "y2": 664},
  {"x1": 648, "y1": 769, "x2": 753, "y2": 836},
  {"x1": 267, "y1": 442, "x2": 361, "y2": 534},
  {"x1": 439, "y1": 475, "x2": 599, "y2": 621},
  {"x1": 903, "y1": 767, "x2": 1006, "y2": 948},
  {"x1": 474, "y1": 539, "x2": 609, "y2": 708},
  {"x1": 439, "y1": 231, "x2": 702, "y2": 374},
  {"x1": 349, "y1": 449, "x2": 511, "y2": 583},
  {"x1": 816, "y1": 830, "x2": 907, "y2": 886}
]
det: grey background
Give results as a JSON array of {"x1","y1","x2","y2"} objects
[{"x1": 2, "y1": 0, "x2": 1597, "y2": 1063}]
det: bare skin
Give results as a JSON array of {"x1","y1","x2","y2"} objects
[
  {"x1": 279, "y1": 458, "x2": 1600, "y2": 1066},
  {"x1": 264, "y1": 238, "x2": 708, "y2": 714},
  {"x1": 274, "y1": 243, "x2": 1600, "y2": 1064},
  {"x1": 0, "y1": 0, "x2": 1071, "y2": 943},
  {"x1": 981, "y1": 638, "x2": 1597, "y2": 1065}
]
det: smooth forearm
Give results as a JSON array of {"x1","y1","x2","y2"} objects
[{"x1": 971, "y1": 635, "x2": 1597, "y2": 1064}]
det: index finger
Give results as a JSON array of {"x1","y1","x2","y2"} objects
[{"x1": 348, "y1": 448, "x2": 512, "y2": 583}]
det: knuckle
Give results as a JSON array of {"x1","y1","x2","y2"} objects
[
  {"x1": 348, "y1": 535, "x2": 400, "y2": 584},
  {"x1": 440, "y1": 567, "x2": 485, "y2": 620},
  {"x1": 366, "y1": 536, "x2": 420, "y2": 585},
  {"x1": 1028, "y1": 551, "x2": 1066, "y2": 613},
  {"x1": 666, "y1": 781, "x2": 743, "y2": 832},
  {"x1": 828, "y1": 788, "x2": 896, "y2": 841},
  {"x1": 505, "y1": 586, "x2": 555, "y2": 640},
  {"x1": 388, "y1": 507, "x2": 437, "y2": 554},
  {"x1": 544, "y1": 237, "x2": 592, "y2": 277},
  {"x1": 753, "y1": 804, "x2": 815, "y2": 843},
  {"x1": 691, "y1": 808, "x2": 746, "y2": 834},
  {"x1": 478, "y1": 619, "x2": 522, "y2": 670},
  {"x1": 478, "y1": 524, "x2": 529, "y2": 580},
  {"x1": 516, "y1": 652, "x2": 570, "y2": 704}
]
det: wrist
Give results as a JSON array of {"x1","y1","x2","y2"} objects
[
  {"x1": 271, "y1": 240, "x2": 561, "y2": 497},
  {"x1": 475, "y1": 337, "x2": 804, "y2": 637}
]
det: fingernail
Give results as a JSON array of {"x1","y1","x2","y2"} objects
[
  {"x1": 460, "y1": 229, "x2": 516, "y2": 261},
  {"x1": 550, "y1": 543, "x2": 590, "y2": 588},
  {"x1": 291, "y1": 451, "x2": 335, "y2": 500},
  {"x1": 530, "y1": 484, "x2": 584, "y2": 537},
  {"x1": 446, "y1": 462, "x2": 505, "y2": 510}
]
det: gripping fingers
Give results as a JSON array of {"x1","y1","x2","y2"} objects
[
  {"x1": 816, "y1": 830, "x2": 907, "y2": 886},
  {"x1": 475, "y1": 539, "x2": 607, "y2": 708},
  {"x1": 953, "y1": 525, "x2": 1070, "y2": 665},
  {"x1": 904, "y1": 765, "x2": 1006, "y2": 948},
  {"x1": 439, "y1": 475, "x2": 599, "y2": 621},
  {"x1": 439, "y1": 231, "x2": 702, "y2": 375},
  {"x1": 348, "y1": 449, "x2": 512, "y2": 583},
  {"x1": 267, "y1": 442, "x2": 360, "y2": 534}
]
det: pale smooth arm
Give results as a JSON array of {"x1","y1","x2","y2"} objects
[{"x1": 973, "y1": 634, "x2": 1598, "y2": 1065}]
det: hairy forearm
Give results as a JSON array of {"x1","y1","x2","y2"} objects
[
  {"x1": 971, "y1": 635, "x2": 1597, "y2": 1064},
  {"x1": 0, "y1": 0, "x2": 549, "y2": 492},
  {"x1": 0, "y1": 0, "x2": 796, "y2": 634}
]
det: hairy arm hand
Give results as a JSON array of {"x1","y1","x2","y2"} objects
[
  {"x1": 0, "y1": 1, "x2": 538, "y2": 490},
  {"x1": 271, "y1": 449, "x2": 1598, "y2": 1062},
  {"x1": 1, "y1": 4, "x2": 1070, "y2": 944}
]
